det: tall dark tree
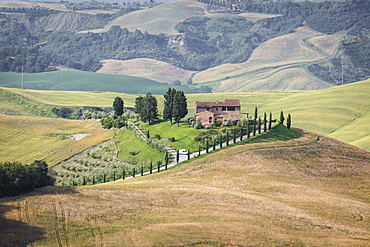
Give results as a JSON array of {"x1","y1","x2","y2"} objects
[
  {"x1": 247, "y1": 117, "x2": 250, "y2": 138},
  {"x1": 135, "y1": 93, "x2": 158, "y2": 125},
  {"x1": 280, "y1": 111, "x2": 285, "y2": 125},
  {"x1": 113, "y1": 97, "x2": 124, "y2": 116},
  {"x1": 163, "y1": 87, "x2": 176, "y2": 125},
  {"x1": 258, "y1": 117, "x2": 261, "y2": 134},
  {"x1": 145, "y1": 92, "x2": 158, "y2": 125},
  {"x1": 269, "y1": 112, "x2": 272, "y2": 130},
  {"x1": 287, "y1": 113, "x2": 292, "y2": 129},
  {"x1": 263, "y1": 112, "x2": 267, "y2": 132},
  {"x1": 172, "y1": 90, "x2": 188, "y2": 126},
  {"x1": 253, "y1": 106, "x2": 258, "y2": 136},
  {"x1": 134, "y1": 95, "x2": 144, "y2": 118}
]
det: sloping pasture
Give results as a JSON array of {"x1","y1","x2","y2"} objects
[
  {"x1": 0, "y1": 70, "x2": 195, "y2": 95},
  {"x1": 0, "y1": 115, "x2": 112, "y2": 166},
  {"x1": 1, "y1": 130, "x2": 369, "y2": 246},
  {"x1": 97, "y1": 58, "x2": 195, "y2": 85}
]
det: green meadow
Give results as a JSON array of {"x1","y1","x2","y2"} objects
[
  {"x1": 0, "y1": 70, "x2": 195, "y2": 95},
  {"x1": 0, "y1": 78, "x2": 369, "y2": 163}
]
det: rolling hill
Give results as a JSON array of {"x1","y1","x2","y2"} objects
[
  {"x1": 95, "y1": 26, "x2": 345, "y2": 93},
  {"x1": 0, "y1": 114, "x2": 112, "y2": 166},
  {"x1": 2, "y1": 78, "x2": 370, "y2": 152},
  {"x1": 97, "y1": 58, "x2": 195, "y2": 85},
  {"x1": 260, "y1": 78, "x2": 370, "y2": 151},
  {"x1": 1, "y1": 129, "x2": 369, "y2": 246},
  {"x1": 191, "y1": 26, "x2": 345, "y2": 92},
  {"x1": 0, "y1": 70, "x2": 196, "y2": 94},
  {"x1": 85, "y1": 0, "x2": 278, "y2": 35}
]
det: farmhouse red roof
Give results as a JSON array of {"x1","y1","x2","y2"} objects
[{"x1": 195, "y1": 99, "x2": 240, "y2": 107}]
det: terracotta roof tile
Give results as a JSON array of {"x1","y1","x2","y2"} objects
[{"x1": 195, "y1": 99, "x2": 240, "y2": 107}]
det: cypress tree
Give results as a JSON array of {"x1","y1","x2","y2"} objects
[
  {"x1": 133, "y1": 167, "x2": 135, "y2": 178},
  {"x1": 287, "y1": 113, "x2": 292, "y2": 129},
  {"x1": 206, "y1": 139, "x2": 209, "y2": 153},
  {"x1": 220, "y1": 134, "x2": 223, "y2": 148},
  {"x1": 240, "y1": 127, "x2": 243, "y2": 141},
  {"x1": 157, "y1": 161, "x2": 160, "y2": 172},
  {"x1": 280, "y1": 111, "x2": 285, "y2": 125},
  {"x1": 103, "y1": 173, "x2": 106, "y2": 183},
  {"x1": 145, "y1": 92, "x2": 158, "y2": 125},
  {"x1": 146, "y1": 130, "x2": 150, "y2": 139},
  {"x1": 150, "y1": 161, "x2": 153, "y2": 174},
  {"x1": 122, "y1": 169, "x2": 125, "y2": 180},
  {"x1": 113, "y1": 171, "x2": 116, "y2": 181},
  {"x1": 269, "y1": 112, "x2": 272, "y2": 130},
  {"x1": 247, "y1": 118, "x2": 250, "y2": 138},
  {"x1": 187, "y1": 149, "x2": 191, "y2": 160},
  {"x1": 141, "y1": 166, "x2": 144, "y2": 176},
  {"x1": 213, "y1": 137, "x2": 216, "y2": 150},
  {"x1": 113, "y1": 97, "x2": 124, "y2": 117},
  {"x1": 253, "y1": 106, "x2": 258, "y2": 136},
  {"x1": 176, "y1": 149, "x2": 180, "y2": 163},
  {"x1": 258, "y1": 117, "x2": 261, "y2": 134},
  {"x1": 263, "y1": 112, "x2": 267, "y2": 132},
  {"x1": 164, "y1": 152, "x2": 169, "y2": 167},
  {"x1": 172, "y1": 90, "x2": 188, "y2": 126},
  {"x1": 226, "y1": 131, "x2": 229, "y2": 146},
  {"x1": 163, "y1": 87, "x2": 175, "y2": 125},
  {"x1": 233, "y1": 129, "x2": 236, "y2": 143},
  {"x1": 198, "y1": 143, "x2": 201, "y2": 155}
]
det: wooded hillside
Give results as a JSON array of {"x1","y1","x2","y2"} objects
[{"x1": 0, "y1": 0, "x2": 369, "y2": 87}]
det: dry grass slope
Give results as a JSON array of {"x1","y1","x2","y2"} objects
[
  {"x1": 1, "y1": 130, "x2": 369, "y2": 246},
  {"x1": 192, "y1": 27, "x2": 346, "y2": 92},
  {"x1": 97, "y1": 58, "x2": 195, "y2": 84},
  {"x1": 0, "y1": 115, "x2": 112, "y2": 166}
]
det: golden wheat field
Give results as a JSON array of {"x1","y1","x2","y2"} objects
[
  {"x1": 0, "y1": 115, "x2": 112, "y2": 166},
  {"x1": 1, "y1": 129, "x2": 369, "y2": 246}
]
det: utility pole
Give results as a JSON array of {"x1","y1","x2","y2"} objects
[
  {"x1": 21, "y1": 67, "x2": 24, "y2": 89},
  {"x1": 341, "y1": 60, "x2": 344, "y2": 86}
]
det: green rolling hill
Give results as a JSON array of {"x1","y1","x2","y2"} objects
[
  {"x1": 0, "y1": 70, "x2": 196, "y2": 95},
  {"x1": 260, "y1": 78, "x2": 370, "y2": 151},
  {"x1": 1, "y1": 78, "x2": 369, "y2": 151}
]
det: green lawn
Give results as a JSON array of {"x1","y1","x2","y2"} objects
[
  {"x1": 137, "y1": 120, "x2": 203, "y2": 152},
  {"x1": 115, "y1": 127, "x2": 164, "y2": 165}
]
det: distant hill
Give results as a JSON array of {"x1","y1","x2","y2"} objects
[
  {"x1": 0, "y1": 70, "x2": 197, "y2": 94},
  {"x1": 85, "y1": 0, "x2": 277, "y2": 35},
  {"x1": 97, "y1": 58, "x2": 195, "y2": 85},
  {"x1": 191, "y1": 26, "x2": 343, "y2": 92}
]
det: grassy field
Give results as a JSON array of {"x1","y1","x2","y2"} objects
[
  {"x1": 260, "y1": 78, "x2": 370, "y2": 151},
  {"x1": 98, "y1": 58, "x2": 195, "y2": 85},
  {"x1": 2, "y1": 77, "x2": 369, "y2": 152},
  {"x1": 1, "y1": 129, "x2": 369, "y2": 246},
  {"x1": 0, "y1": 70, "x2": 195, "y2": 95},
  {"x1": 192, "y1": 27, "x2": 345, "y2": 92},
  {"x1": 0, "y1": 115, "x2": 112, "y2": 166}
]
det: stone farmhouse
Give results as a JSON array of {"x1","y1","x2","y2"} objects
[{"x1": 195, "y1": 99, "x2": 243, "y2": 126}]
